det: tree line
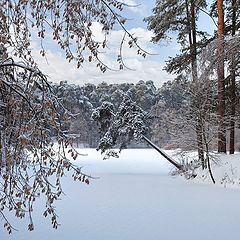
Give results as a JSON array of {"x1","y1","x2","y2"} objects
[{"x1": 52, "y1": 78, "x2": 240, "y2": 156}]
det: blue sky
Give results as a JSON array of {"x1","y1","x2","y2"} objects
[{"x1": 32, "y1": 0, "x2": 217, "y2": 88}]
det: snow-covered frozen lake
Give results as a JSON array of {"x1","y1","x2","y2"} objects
[{"x1": 2, "y1": 149, "x2": 240, "y2": 240}]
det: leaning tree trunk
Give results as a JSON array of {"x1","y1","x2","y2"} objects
[
  {"x1": 142, "y1": 136, "x2": 184, "y2": 171},
  {"x1": 217, "y1": 0, "x2": 226, "y2": 153}
]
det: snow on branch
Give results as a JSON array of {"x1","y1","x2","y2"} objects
[
  {"x1": 0, "y1": 58, "x2": 92, "y2": 234},
  {"x1": 92, "y1": 96, "x2": 150, "y2": 159}
]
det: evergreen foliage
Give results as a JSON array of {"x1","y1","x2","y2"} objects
[{"x1": 92, "y1": 96, "x2": 150, "y2": 158}]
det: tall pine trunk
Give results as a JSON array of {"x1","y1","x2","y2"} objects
[
  {"x1": 217, "y1": 0, "x2": 226, "y2": 153},
  {"x1": 229, "y1": 0, "x2": 237, "y2": 154},
  {"x1": 186, "y1": 0, "x2": 205, "y2": 167}
]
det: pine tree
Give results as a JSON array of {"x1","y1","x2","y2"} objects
[
  {"x1": 210, "y1": 0, "x2": 240, "y2": 154},
  {"x1": 144, "y1": 0, "x2": 209, "y2": 167},
  {"x1": 226, "y1": 0, "x2": 239, "y2": 154},
  {"x1": 217, "y1": 0, "x2": 227, "y2": 153}
]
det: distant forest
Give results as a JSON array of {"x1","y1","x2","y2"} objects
[{"x1": 53, "y1": 79, "x2": 240, "y2": 151}]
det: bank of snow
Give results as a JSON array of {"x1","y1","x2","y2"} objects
[
  {"x1": 1, "y1": 149, "x2": 240, "y2": 240},
  {"x1": 73, "y1": 148, "x2": 174, "y2": 175},
  {"x1": 193, "y1": 152, "x2": 240, "y2": 188}
]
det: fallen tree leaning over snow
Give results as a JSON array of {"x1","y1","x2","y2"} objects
[{"x1": 92, "y1": 96, "x2": 197, "y2": 177}]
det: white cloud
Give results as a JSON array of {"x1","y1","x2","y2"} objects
[
  {"x1": 121, "y1": 0, "x2": 144, "y2": 14},
  {"x1": 90, "y1": 22, "x2": 105, "y2": 42},
  {"x1": 30, "y1": 25, "x2": 173, "y2": 88},
  {"x1": 122, "y1": 0, "x2": 137, "y2": 4}
]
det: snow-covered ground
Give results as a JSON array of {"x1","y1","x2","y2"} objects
[
  {"x1": 1, "y1": 149, "x2": 240, "y2": 240},
  {"x1": 194, "y1": 152, "x2": 240, "y2": 188}
]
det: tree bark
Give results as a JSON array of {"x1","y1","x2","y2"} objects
[
  {"x1": 142, "y1": 135, "x2": 184, "y2": 171},
  {"x1": 186, "y1": 0, "x2": 205, "y2": 166},
  {"x1": 202, "y1": 122, "x2": 215, "y2": 184},
  {"x1": 229, "y1": 0, "x2": 236, "y2": 154},
  {"x1": 217, "y1": 0, "x2": 226, "y2": 153},
  {"x1": 229, "y1": 66, "x2": 236, "y2": 154}
]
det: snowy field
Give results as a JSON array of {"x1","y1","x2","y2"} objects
[{"x1": 1, "y1": 149, "x2": 240, "y2": 240}]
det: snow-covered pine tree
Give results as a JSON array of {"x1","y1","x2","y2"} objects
[
  {"x1": 92, "y1": 96, "x2": 186, "y2": 172},
  {"x1": 92, "y1": 97, "x2": 149, "y2": 157}
]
